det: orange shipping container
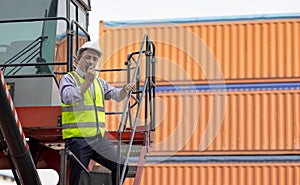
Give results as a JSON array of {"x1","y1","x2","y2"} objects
[
  {"x1": 123, "y1": 162, "x2": 300, "y2": 185},
  {"x1": 98, "y1": 15, "x2": 300, "y2": 85},
  {"x1": 105, "y1": 88, "x2": 300, "y2": 155},
  {"x1": 54, "y1": 36, "x2": 87, "y2": 81}
]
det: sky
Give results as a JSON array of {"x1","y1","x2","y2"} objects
[{"x1": 88, "y1": 0, "x2": 300, "y2": 40}]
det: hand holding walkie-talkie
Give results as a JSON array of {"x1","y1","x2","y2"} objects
[
  {"x1": 84, "y1": 63, "x2": 96, "y2": 83},
  {"x1": 85, "y1": 63, "x2": 90, "y2": 72}
]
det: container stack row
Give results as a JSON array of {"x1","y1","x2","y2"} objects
[{"x1": 98, "y1": 14, "x2": 300, "y2": 184}]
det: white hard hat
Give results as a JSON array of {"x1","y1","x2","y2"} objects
[{"x1": 77, "y1": 40, "x2": 102, "y2": 57}]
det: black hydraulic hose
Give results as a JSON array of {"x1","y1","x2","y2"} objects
[
  {"x1": 150, "y1": 41, "x2": 156, "y2": 131},
  {"x1": 7, "y1": 151, "x2": 22, "y2": 185},
  {"x1": 0, "y1": 71, "x2": 42, "y2": 185},
  {"x1": 145, "y1": 40, "x2": 151, "y2": 135},
  {"x1": 0, "y1": 131, "x2": 21, "y2": 185}
]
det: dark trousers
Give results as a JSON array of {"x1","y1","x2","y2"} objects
[{"x1": 65, "y1": 136, "x2": 128, "y2": 185}]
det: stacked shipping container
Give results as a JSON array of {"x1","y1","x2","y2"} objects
[
  {"x1": 123, "y1": 163, "x2": 300, "y2": 185},
  {"x1": 97, "y1": 14, "x2": 300, "y2": 184},
  {"x1": 99, "y1": 15, "x2": 300, "y2": 85}
]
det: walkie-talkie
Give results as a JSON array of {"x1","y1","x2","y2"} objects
[{"x1": 85, "y1": 63, "x2": 90, "y2": 72}]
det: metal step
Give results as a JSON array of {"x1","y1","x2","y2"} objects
[
  {"x1": 92, "y1": 145, "x2": 143, "y2": 178},
  {"x1": 117, "y1": 144, "x2": 142, "y2": 157},
  {"x1": 92, "y1": 164, "x2": 138, "y2": 178}
]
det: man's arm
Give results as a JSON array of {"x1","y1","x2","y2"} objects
[
  {"x1": 59, "y1": 74, "x2": 83, "y2": 104},
  {"x1": 80, "y1": 65, "x2": 96, "y2": 96},
  {"x1": 100, "y1": 79, "x2": 135, "y2": 102}
]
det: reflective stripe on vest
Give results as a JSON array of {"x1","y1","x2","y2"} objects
[{"x1": 61, "y1": 71, "x2": 105, "y2": 139}]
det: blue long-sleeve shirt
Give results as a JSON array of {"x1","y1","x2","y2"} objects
[{"x1": 59, "y1": 68, "x2": 125, "y2": 104}]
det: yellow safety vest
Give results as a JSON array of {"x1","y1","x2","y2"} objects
[{"x1": 61, "y1": 71, "x2": 105, "y2": 139}]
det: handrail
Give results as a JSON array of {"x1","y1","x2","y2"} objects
[
  {"x1": 121, "y1": 78, "x2": 148, "y2": 182},
  {"x1": 0, "y1": 17, "x2": 70, "y2": 24},
  {"x1": 0, "y1": 62, "x2": 68, "y2": 67},
  {"x1": 116, "y1": 33, "x2": 156, "y2": 185},
  {"x1": 96, "y1": 66, "x2": 135, "y2": 72},
  {"x1": 116, "y1": 34, "x2": 148, "y2": 185},
  {"x1": 70, "y1": 20, "x2": 91, "y2": 55}
]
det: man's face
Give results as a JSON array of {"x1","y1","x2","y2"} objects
[{"x1": 78, "y1": 49, "x2": 99, "y2": 72}]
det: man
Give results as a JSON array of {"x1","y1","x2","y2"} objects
[{"x1": 59, "y1": 40, "x2": 133, "y2": 185}]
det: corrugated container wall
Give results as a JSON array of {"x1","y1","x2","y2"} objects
[
  {"x1": 105, "y1": 89, "x2": 300, "y2": 155},
  {"x1": 98, "y1": 15, "x2": 300, "y2": 185},
  {"x1": 99, "y1": 18, "x2": 300, "y2": 85},
  {"x1": 100, "y1": 16, "x2": 300, "y2": 155},
  {"x1": 54, "y1": 37, "x2": 87, "y2": 81},
  {"x1": 123, "y1": 163, "x2": 300, "y2": 185}
]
